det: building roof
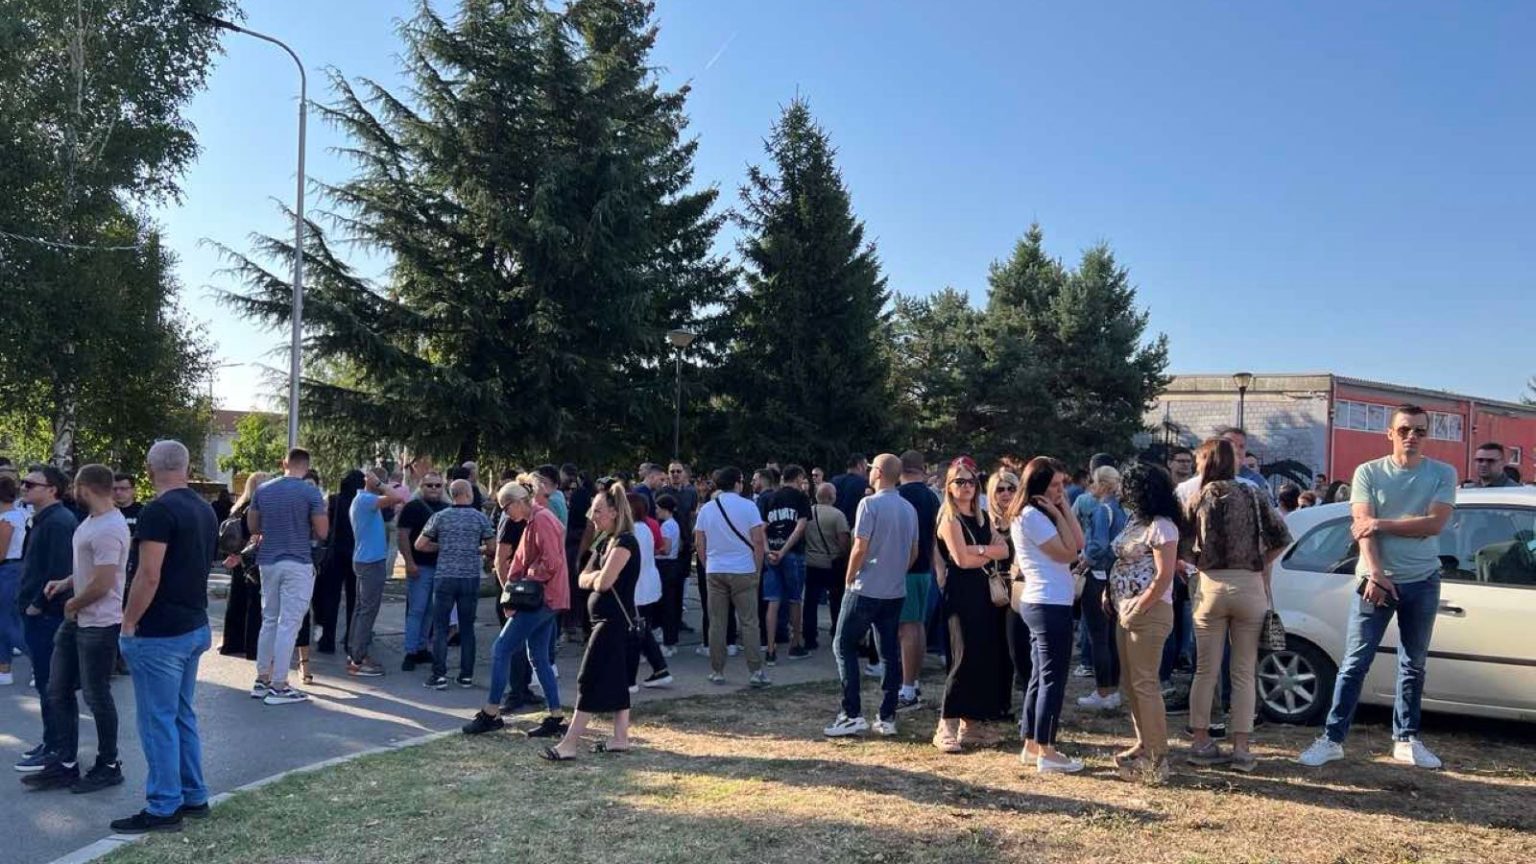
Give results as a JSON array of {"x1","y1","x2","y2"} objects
[
  {"x1": 210, "y1": 409, "x2": 283, "y2": 435},
  {"x1": 1165, "y1": 373, "x2": 1536, "y2": 416}
]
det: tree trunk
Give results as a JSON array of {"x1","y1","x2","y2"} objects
[{"x1": 51, "y1": 378, "x2": 78, "y2": 473}]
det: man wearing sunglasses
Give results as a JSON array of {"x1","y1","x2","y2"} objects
[
  {"x1": 397, "y1": 471, "x2": 449, "y2": 671},
  {"x1": 1470, "y1": 443, "x2": 1520, "y2": 488},
  {"x1": 1299, "y1": 404, "x2": 1456, "y2": 770},
  {"x1": 13, "y1": 465, "x2": 79, "y2": 773}
]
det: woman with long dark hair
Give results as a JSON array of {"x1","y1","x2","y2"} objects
[
  {"x1": 1185, "y1": 439, "x2": 1291, "y2": 772},
  {"x1": 932, "y1": 458, "x2": 1012, "y2": 752},
  {"x1": 1009, "y1": 457, "x2": 1086, "y2": 774},
  {"x1": 542, "y1": 483, "x2": 641, "y2": 761},
  {"x1": 315, "y1": 469, "x2": 364, "y2": 654},
  {"x1": 1107, "y1": 462, "x2": 1185, "y2": 782}
]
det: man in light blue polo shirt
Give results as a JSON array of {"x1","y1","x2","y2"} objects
[
  {"x1": 825, "y1": 453, "x2": 917, "y2": 738},
  {"x1": 346, "y1": 467, "x2": 403, "y2": 677},
  {"x1": 1299, "y1": 404, "x2": 1456, "y2": 770}
]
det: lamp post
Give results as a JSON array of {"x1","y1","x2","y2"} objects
[
  {"x1": 1233, "y1": 371, "x2": 1255, "y2": 429},
  {"x1": 667, "y1": 329, "x2": 697, "y2": 460},
  {"x1": 193, "y1": 13, "x2": 306, "y2": 449}
]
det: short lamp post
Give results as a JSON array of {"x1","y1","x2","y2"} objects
[
  {"x1": 667, "y1": 329, "x2": 697, "y2": 460},
  {"x1": 1233, "y1": 371, "x2": 1255, "y2": 429}
]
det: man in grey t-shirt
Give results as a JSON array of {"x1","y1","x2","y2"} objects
[
  {"x1": 825, "y1": 453, "x2": 916, "y2": 738},
  {"x1": 248, "y1": 448, "x2": 329, "y2": 704},
  {"x1": 417, "y1": 480, "x2": 495, "y2": 687}
]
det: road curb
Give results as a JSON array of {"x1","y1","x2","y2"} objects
[{"x1": 44, "y1": 729, "x2": 458, "y2": 864}]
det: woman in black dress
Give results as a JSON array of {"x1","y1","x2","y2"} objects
[
  {"x1": 543, "y1": 482, "x2": 640, "y2": 761},
  {"x1": 932, "y1": 458, "x2": 1012, "y2": 752},
  {"x1": 220, "y1": 472, "x2": 270, "y2": 659},
  {"x1": 315, "y1": 470, "x2": 363, "y2": 654},
  {"x1": 987, "y1": 469, "x2": 1023, "y2": 720}
]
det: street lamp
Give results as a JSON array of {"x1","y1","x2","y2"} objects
[
  {"x1": 1233, "y1": 371, "x2": 1255, "y2": 429},
  {"x1": 667, "y1": 329, "x2": 697, "y2": 459},
  {"x1": 193, "y1": 12, "x2": 306, "y2": 450}
]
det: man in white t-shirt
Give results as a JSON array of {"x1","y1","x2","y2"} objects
[
  {"x1": 1176, "y1": 427, "x2": 1268, "y2": 507},
  {"x1": 693, "y1": 467, "x2": 768, "y2": 687}
]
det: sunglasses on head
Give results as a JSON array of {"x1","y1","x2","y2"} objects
[{"x1": 1395, "y1": 425, "x2": 1429, "y2": 438}]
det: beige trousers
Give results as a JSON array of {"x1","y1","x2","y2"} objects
[
  {"x1": 706, "y1": 572, "x2": 763, "y2": 674},
  {"x1": 1189, "y1": 569, "x2": 1269, "y2": 735},
  {"x1": 1117, "y1": 601, "x2": 1174, "y2": 760}
]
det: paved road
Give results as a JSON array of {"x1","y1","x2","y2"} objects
[{"x1": 1, "y1": 577, "x2": 843, "y2": 864}]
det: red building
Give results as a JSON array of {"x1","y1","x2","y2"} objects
[{"x1": 1150, "y1": 374, "x2": 1536, "y2": 488}]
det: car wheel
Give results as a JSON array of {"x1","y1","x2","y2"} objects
[{"x1": 1258, "y1": 637, "x2": 1337, "y2": 726}]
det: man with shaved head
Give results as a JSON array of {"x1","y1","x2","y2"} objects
[
  {"x1": 825, "y1": 453, "x2": 918, "y2": 738},
  {"x1": 417, "y1": 478, "x2": 495, "y2": 689},
  {"x1": 345, "y1": 467, "x2": 404, "y2": 678}
]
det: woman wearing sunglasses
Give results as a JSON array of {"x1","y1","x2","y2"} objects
[
  {"x1": 986, "y1": 470, "x2": 1024, "y2": 719},
  {"x1": 931, "y1": 459, "x2": 1012, "y2": 752}
]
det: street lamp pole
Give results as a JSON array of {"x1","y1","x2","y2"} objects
[
  {"x1": 1233, "y1": 372, "x2": 1255, "y2": 430},
  {"x1": 666, "y1": 330, "x2": 697, "y2": 460},
  {"x1": 194, "y1": 13, "x2": 306, "y2": 449}
]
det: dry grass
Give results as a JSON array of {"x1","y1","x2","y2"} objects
[{"x1": 106, "y1": 682, "x2": 1536, "y2": 864}]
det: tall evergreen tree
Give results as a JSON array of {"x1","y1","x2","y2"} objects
[
  {"x1": 986, "y1": 225, "x2": 1168, "y2": 464},
  {"x1": 220, "y1": 0, "x2": 732, "y2": 465},
  {"x1": 716, "y1": 98, "x2": 891, "y2": 467}
]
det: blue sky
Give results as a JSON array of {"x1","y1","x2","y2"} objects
[{"x1": 159, "y1": 1, "x2": 1536, "y2": 410}]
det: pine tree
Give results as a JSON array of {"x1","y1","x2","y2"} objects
[
  {"x1": 716, "y1": 98, "x2": 891, "y2": 467},
  {"x1": 219, "y1": 0, "x2": 732, "y2": 466}
]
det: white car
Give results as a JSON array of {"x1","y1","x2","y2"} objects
[{"x1": 1262, "y1": 486, "x2": 1536, "y2": 725}]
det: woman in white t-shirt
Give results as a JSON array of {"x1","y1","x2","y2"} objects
[
  {"x1": 0, "y1": 474, "x2": 29, "y2": 685},
  {"x1": 1106, "y1": 463, "x2": 1184, "y2": 783},
  {"x1": 626, "y1": 493, "x2": 672, "y2": 689},
  {"x1": 1009, "y1": 457, "x2": 1086, "y2": 774}
]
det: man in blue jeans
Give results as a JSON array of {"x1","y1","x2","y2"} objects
[
  {"x1": 760, "y1": 465, "x2": 812, "y2": 665},
  {"x1": 1298, "y1": 404, "x2": 1456, "y2": 770},
  {"x1": 418, "y1": 479, "x2": 495, "y2": 689},
  {"x1": 113, "y1": 439, "x2": 219, "y2": 834},
  {"x1": 825, "y1": 453, "x2": 918, "y2": 738},
  {"x1": 396, "y1": 471, "x2": 449, "y2": 671},
  {"x1": 12, "y1": 463, "x2": 77, "y2": 773}
]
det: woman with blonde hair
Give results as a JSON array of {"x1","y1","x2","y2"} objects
[
  {"x1": 1185, "y1": 439, "x2": 1291, "y2": 772},
  {"x1": 219, "y1": 472, "x2": 271, "y2": 661},
  {"x1": 543, "y1": 482, "x2": 641, "y2": 760},
  {"x1": 932, "y1": 458, "x2": 1012, "y2": 752},
  {"x1": 987, "y1": 470, "x2": 1024, "y2": 718},
  {"x1": 1079, "y1": 465, "x2": 1126, "y2": 711}
]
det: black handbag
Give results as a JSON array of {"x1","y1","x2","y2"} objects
[{"x1": 500, "y1": 579, "x2": 544, "y2": 612}]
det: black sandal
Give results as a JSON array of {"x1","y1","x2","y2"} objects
[
  {"x1": 540, "y1": 746, "x2": 577, "y2": 762},
  {"x1": 592, "y1": 741, "x2": 630, "y2": 754}
]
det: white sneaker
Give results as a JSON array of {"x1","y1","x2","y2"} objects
[
  {"x1": 1076, "y1": 691, "x2": 1121, "y2": 710},
  {"x1": 250, "y1": 680, "x2": 271, "y2": 699},
  {"x1": 872, "y1": 718, "x2": 898, "y2": 737},
  {"x1": 695, "y1": 645, "x2": 711, "y2": 657},
  {"x1": 1393, "y1": 738, "x2": 1442, "y2": 769},
  {"x1": 0, "y1": 671, "x2": 13, "y2": 686},
  {"x1": 1072, "y1": 664, "x2": 1093, "y2": 678},
  {"x1": 824, "y1": 713, "x2": 869, "y2": 737},
  {"x1": 1037, "y1": 753, "x2": 1085, "y2": 774},
  {"x1": 1297, "y1": 736, "x2": 1344, "y2": 767},
  {"x1": 727, "y1": 644, "x2": 742, "y2": 657},
  {"x1": 628, "y1": 684, "x2": 640, "y2": 694},
  {"x1": 660, "y1": 645, "x2": 677, "y2": 658},
  {"x1": 263, "y1": 686, "x2": 309, "y2": 706},
  {"x1": 863, "y1": 662, "x2": 885, "y2": 679}
]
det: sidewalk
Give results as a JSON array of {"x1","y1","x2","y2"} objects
[{"x1": 0, "y1": 578, "x2": 844, "y2": 864}]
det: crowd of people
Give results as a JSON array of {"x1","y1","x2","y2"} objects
[{"x1": 0, "y1": 402, "x2": 1519, "y2": 832}]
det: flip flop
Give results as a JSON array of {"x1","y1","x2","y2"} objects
[
  {"x1": 592, "y1": 741, "x2": 630, "y2": 754},
  {"x1": 540, "y1": 746, "x2": 577, "y2": 762}
]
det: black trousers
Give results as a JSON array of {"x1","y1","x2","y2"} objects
[
  {"x1": 313, "y1": 556, "x2": 356, "y2": 649},
  {"x1": 658, "y1": 558, "x2": 686, "y2": 646},
  {"x1": 47, "y1": 621, "x2": 120, "y2": 764}
]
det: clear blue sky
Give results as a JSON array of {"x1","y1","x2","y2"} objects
[{"x1": 159, "y1": 0, "x2": 1536, "y2": 411}]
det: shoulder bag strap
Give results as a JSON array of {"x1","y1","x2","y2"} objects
[
  {"x1": 715, "y1": 499, "x2": 753, "y2": 553},
  {"x1": 811, "y1": 505, "x2": 833, "y2": 553}
]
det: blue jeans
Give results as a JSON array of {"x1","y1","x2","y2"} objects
[
  {"x1": 832, "y1": 593, "x2": 903, "y2": 721},
  {"x1": 432, "y1": 579, "x2": 479, "y2": 678},
  {"x1": 404, "y1": 565, "x2": 435, "y2": 653},
  {"x1": 119, "y1": 625, "x2": 210, "y2": 817},
  {"x1": 488, "y1": 604, "x2": 559, "y2": 710},
  {"x1": 23, "y1": 612, "x2": 63, "y2": 701},
  {"x1": 1324, "y1": 575, "x2": 1441, "y2": 744},
  {"x1": 762, "y1": 552, "x2": 806, "y2": 603},
  {"x1": 1160, "y1": 577, "x2": 1193, "y2": 681},
  {"x1": 1020, "y1": 602, "x2": 1073, "y2": 745},
  {"x1": 0, "y1": 561, "x2": 24, "y2": 659}
]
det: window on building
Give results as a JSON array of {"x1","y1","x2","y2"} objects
[
  {"x1": 1336, "y1": 400, "x2": 1390, "y2": 433},
  {"x1": 1511, "y1": 447, "x2": 1523, "y2": 466},
  {"x1": 1429, "y1": 412, "x2": 1464, "y2": 442}
]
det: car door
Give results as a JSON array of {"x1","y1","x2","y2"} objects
[{"x1": 1413, "y1": 505, "x2": 1536, "y2": 714}]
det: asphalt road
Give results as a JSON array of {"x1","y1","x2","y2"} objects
[{"x1": 0, "y1": 577, "x2": 843, "y2": 864}]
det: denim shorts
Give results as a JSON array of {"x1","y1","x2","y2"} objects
[
  {"x1": 762, "y1": 552, "x2": 807, "y2": 603},
  {"x1": 900, "y1": 572, "x2": 932, "y2": 623}
]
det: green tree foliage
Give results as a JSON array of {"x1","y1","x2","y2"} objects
[
  {"x1": 219, "y1": 412, "x2": 287, "y2": 477},
  {"x1": 712, "y1": 98, "x2": 892, "y2": 468},
  {"x1": 0, "y1": 0, "x2": 232, "y2": 468},
  {"x1": 219, "y1": 0, "x2": 732, "y2": 468},
  {"x1": 985, "y1": 225, "x2": 1168, "y2": 466}
]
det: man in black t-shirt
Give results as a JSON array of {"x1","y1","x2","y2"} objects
[
  {"x1": 759, "y1": 466, "x2": 812, "y2": 664},
  {"x1": 396, "y1": 471, "x2": 449, "y2": 669},
  {"x1": 112, "y1": 439, "x2": 217, "y2": 835},
  {"x1": 112, "y1": 474, "x2": 144, "y2": 582}
]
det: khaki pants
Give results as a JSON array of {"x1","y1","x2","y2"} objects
[
  {"x1": 707, "y1": 571, "x2": 763, "y2": 674},
  {"x1": 1117, "y1": 601, "x2": 1174, "y2": 760},
  {"x1": 1190, "y1": 569, "x2": 1268, "y2": 734}
]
